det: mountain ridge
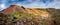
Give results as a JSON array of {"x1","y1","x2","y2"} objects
[{"x1": 1, "y1": 5, "x2": 55, "y2": 18}]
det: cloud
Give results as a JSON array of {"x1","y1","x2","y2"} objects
[
  {"x1": 16, "y1": 0, "x2": 60, "y2": 9},
  {"x1": 40, "y1": 0, "x2": 54, "y2": 3},
  {"x1": 0, "y1": 4, "x2": 6, "y2": 11},
  {"x1": 0, "y1": 0, "x2": 60, "y2": 11},
  {"x1": 21, "y1": 0, "x2": 60, "y2": 9}
]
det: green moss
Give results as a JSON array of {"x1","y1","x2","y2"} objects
[{"x1": 11, "y1": 12, "x2": 40, "y2": 19}]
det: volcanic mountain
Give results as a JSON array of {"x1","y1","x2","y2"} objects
[
  {"x1": 2, "y1": 5, "x2": 55, "y2": 18},
  {"x1": 1, "y1": 5, "x2": 60, "y2": 25}
]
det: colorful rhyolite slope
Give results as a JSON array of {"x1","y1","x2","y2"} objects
[{"x1": 2, "y1": 5, "x2": 55, "y2": 18}]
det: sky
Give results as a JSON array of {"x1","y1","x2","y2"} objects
[{"x1": 0, "y1": 0, "x2": 60, "y2": 11}]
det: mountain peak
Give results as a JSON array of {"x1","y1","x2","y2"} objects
[
  {"x1": 10, "y1": 5, "x2": 25, "y2": 8},
  {"x1": 10, "y1": 5, "x2": 16, "y2": 7},
  {"x1": 2, "y1": 5, "x2": 25, "y2": 15}
]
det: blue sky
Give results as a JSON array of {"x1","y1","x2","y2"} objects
[{"x1": 0, "y1": 0, "x2": 60, "y2": 11}]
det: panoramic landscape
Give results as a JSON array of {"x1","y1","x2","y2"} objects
[{"x1": 0, "y1": 0, "x2": 60, "y2": 25}]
